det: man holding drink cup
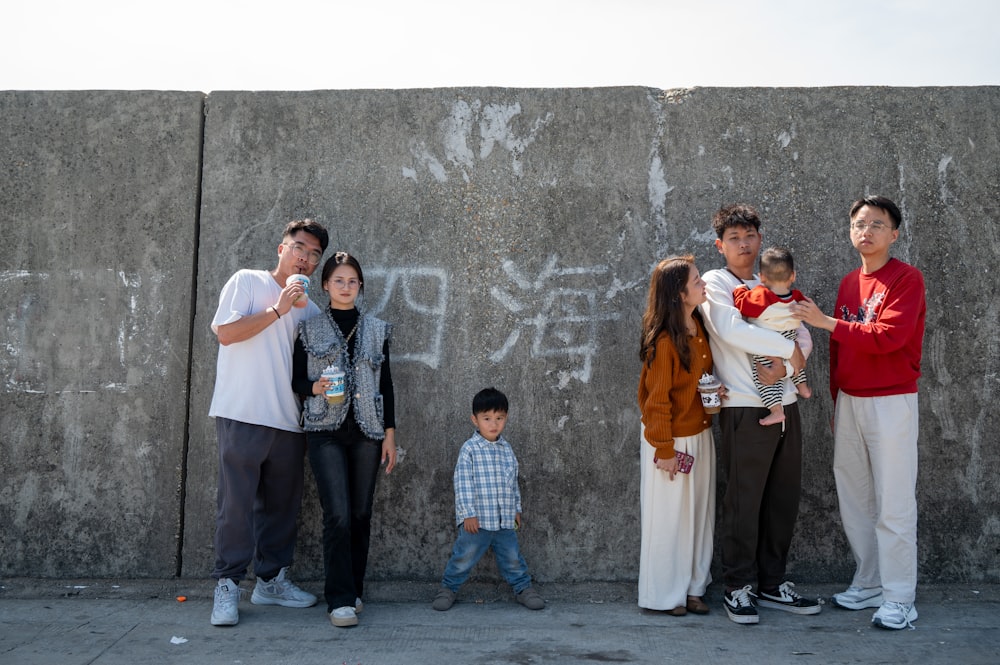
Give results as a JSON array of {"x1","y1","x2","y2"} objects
[{"x1": 207, "y1": 219, "x2": 328, "y2": 626}]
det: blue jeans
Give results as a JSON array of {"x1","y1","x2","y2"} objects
[
  {"x1": 307, "y1": 422, "x2": 382, "y2": 611},
  {"x1": 441, "y1": 526, "x2": 532, "y2": 594}
]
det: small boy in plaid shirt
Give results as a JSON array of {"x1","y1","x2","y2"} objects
[{"x1": 431, "y1": 388, "x2": 544, "y2": 611}]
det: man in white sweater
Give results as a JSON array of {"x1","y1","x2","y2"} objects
[{"x1": 700, "y1": 204, "x2": 820, "y2": 624}]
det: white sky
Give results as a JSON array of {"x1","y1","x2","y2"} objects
[{"x1": 4, "y1": 0, "x2": 998, "y2": 91}]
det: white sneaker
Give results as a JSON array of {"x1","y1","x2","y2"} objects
[
  {"x1": 211, "y1": 578, "x2": 240, "y2": 626},
  {"x1": 872, "y1": 601, "x2": 918, "y2": 630},
  {"x1": 354, "y1": 597, "x2": 364, "y2": 614},
  {"x1": 832, "y1": 585, "x2": 883, "y2": 610},
  {"x1": 330, "y1": 605, "x2": 359, "y2": 627},
  {"x1": 251, "y1": 567, "x2": 317, "y2": 608}
]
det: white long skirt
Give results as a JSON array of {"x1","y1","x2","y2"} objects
[{"x1": 638, "y1": 424, "x2": 716, "y2": 610}]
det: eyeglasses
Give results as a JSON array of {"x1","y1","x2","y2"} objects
[
  {"x1": 850, "y1": 220, "x2": 891, "y2": 233},
  {"x1": 283, "y1": 242, "x2": 323, "y2": 265},
  {"x1": 331, "y1": 278, "x2": 361, "y2": 290}
]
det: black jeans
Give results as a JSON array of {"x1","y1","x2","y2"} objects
[
  {"x1": 717, "y1": 403, "x2": 802, "y2": 590},
  {"x1": 307, "y1": 420, "x2": 382, "y2": 611}
]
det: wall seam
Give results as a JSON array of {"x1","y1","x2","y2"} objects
[{"x1": 175, "y1": 93, "x2": 207, "y2": 577}]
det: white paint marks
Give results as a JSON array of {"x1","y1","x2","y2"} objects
[
  {"x1": 364, "y1": 266, "x2": 449, "y2": 369},
  {"x1": 1, "y1": 269, "x2": 159, "y2": 394},
  {"x1": 406, "y1": 99, "x2": 554, "y2": 182},
  {"x1": 408, "y1": 140, "x2": 449, "y2": 182},
  {"x1": 647, "y1": 153, "x2": 674, "y2": 216},
  {"x1": 488, "y1": 255, "x2": 622, "y2": 386},
  {"x1": 777, "y1": 123, "x2": 796, "y2": 150},
  {"x1": 938, "y1": 155, "x2": 954, "y2": 203}
]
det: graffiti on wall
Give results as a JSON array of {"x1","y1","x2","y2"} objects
[
  {"x1": 402, "y1": 99, "x2": 554, "y2": 183},
  {"x1": 1, "y1": 269, "x2": 159, "y2": 393}
]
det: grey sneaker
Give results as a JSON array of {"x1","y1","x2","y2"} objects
[
  {"x1": 757, "y1": 581, "x2": 821, "y2": 615},
  {"x1": 516, "y1": 587, "x2": 545, "y2": 610},
  {"x1": 831, "y1": 585, "x2": 883, "y2": 610},
  {"x1": 251, "y1": 567, "x2": 317, "y2": 608},
  {"x1": 872, "y1": 601, "x2": 918, "y2": 630},
  {"x1": 211, "y1": 578, "x2": 240, "y2": 626},
  {"x1": 432, "y1": 588, "x2": 456, "y2": 611}
]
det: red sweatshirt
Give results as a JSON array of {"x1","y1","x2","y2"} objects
[{"x1": 830, "y1": 258, "x2": 926, "y2": 400}]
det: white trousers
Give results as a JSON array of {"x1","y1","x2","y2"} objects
[
  {"x1": 638, "y1": 425, "x2": 716, "y2": 610},
  {"x1": 833, "y1": 391, "x2": 919, "y2": 603}
]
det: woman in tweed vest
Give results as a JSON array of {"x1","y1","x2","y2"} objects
[{"x1": 292, "y1": 251, "x2": 396, "y2": 629}]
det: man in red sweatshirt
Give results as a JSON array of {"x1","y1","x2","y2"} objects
[{"x1": 792, "y1": 195, "x2": 926, "y2": 631}]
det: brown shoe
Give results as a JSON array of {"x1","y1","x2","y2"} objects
[
  {"x1": 686, "y1": 596, "x2": 710, "y2": 614},
  {"x1": 640, "y1": 605, "x2": 687, "y2": 616}
]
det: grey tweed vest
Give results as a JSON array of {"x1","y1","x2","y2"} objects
[{"x1": 299, "y1": 310, "x2": 391, "y2": 439}]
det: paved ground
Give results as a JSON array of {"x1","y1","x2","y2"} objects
[{"x1": 1, "y1": 579, "x2": 997, "y2": 664}]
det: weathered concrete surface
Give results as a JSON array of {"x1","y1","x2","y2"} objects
[
  {"x1": 184, "y1": 87, "x2": 1000, "y2": 586},
  {"x1": 1, "y1": 580, "x2": 998, "y2": 665},
  {"x1": 0, "y1": 91, "x2": 205, "y2": 576},
  {"x1": 2, "y1": 88, "x2": 998, "y2": 586}
]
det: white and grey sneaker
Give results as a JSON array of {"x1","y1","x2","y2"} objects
[
  {"x1": 330, "y1": 605, "x2": 359, "y2": 627},
  {"x1": 831, "y1": 585, "x2": 883, "y2": 610},
  {"x1": 211, "y1": 578, "x2": 241, "y2": 626},
  {"x1": 251, "y1": 567, "x2": 317, "y2": 608},
  {"x1": 872, "y1": 601, "x2": 918, "y2": 630}
]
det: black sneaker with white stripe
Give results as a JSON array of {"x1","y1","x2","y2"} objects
[
  {"x1": 757, "y1": 581, "x2": 821, "y2": 614},
  {"x1": 723, "y1": 585, "x2": 759, "y2": 624}
]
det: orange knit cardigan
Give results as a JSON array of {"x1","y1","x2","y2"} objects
[{"x1": 637, "y1": 321, "x2": 714, "y2": 459}]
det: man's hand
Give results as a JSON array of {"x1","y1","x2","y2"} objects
[
  {"x1": 755, "y1": 357, "x2": 786, "y2": 385},
  {"x1": 791, "y1": 297, "x2": 837, "y2": 332},
  {"x1": 757, "y1": 341, "x2": 805, "y2": 384},
  {"x1": 276, "y1": 279, "x2": 306, "y2": 315}
]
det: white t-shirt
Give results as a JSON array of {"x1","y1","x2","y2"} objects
[
  {"x1": 700, "y1": 268, "x2": 812, "y2": 409},
  {"x1": 209, "y1": 269, "x2": 320, "y2": 432}
]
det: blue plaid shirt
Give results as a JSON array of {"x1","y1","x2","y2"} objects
[{"x1": 453, "y1": 431, "x2": 521, "y2": 530}]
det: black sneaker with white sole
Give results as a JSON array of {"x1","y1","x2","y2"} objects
[
  {"x1": 723, "y1": 585, "x2": 759, "y2": 624},
  {"x1": 757, "y1": 581, "x2": 821, "y2": 615}
]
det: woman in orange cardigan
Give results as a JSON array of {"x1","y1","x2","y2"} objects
[{"x1": 638, "y1": 255, "x2": 725, "y2": 615}]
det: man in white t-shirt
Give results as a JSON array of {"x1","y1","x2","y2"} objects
[{"x1": 208, "y1": 219, "x2": 328, "y2": 626}]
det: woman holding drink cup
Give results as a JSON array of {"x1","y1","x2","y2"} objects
[
  {"x1": 637, "y1": 255, "x2": 726, "y2": 616},
  {"x1": 292, "y1": 251, "x2": 396, "y2": 628}
]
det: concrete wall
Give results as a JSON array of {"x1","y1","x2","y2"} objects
[
  {"x1": 2, "y1": 88, "x2": 998, "y2": 585},
  {"x1": 0, "y1": 91, "x2": 204, "y2": 576}
]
